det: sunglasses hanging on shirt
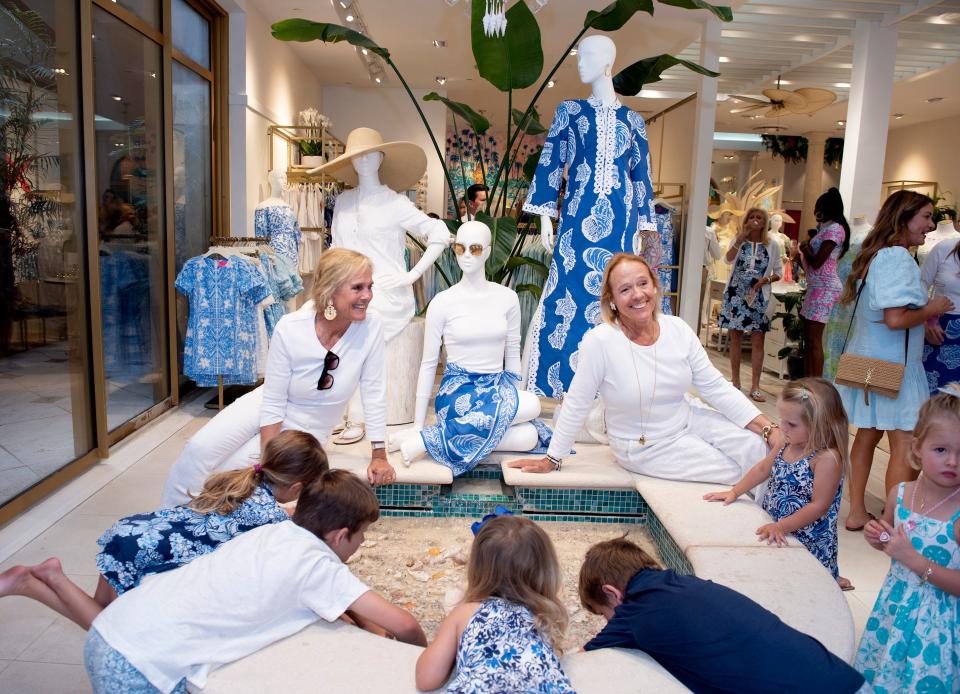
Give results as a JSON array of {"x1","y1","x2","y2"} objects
[{"x1": 317, "y1": 350, "x2": 340, "y2": 391}]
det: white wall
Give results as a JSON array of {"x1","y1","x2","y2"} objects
[
  {"x1": 223, "y1": 1, "x2": 324, "y2": 235},
  {"x1": 884, "y1": 114, "x2": 960, "y2": 205},
  {"x1": 646, "y1": 99, "x2": 696, "y2": 189},
  {"x1": 321, "y1": 85, "x2": 449, "y2": 215}
]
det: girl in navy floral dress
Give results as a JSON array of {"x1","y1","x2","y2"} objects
[
  {"x1": 705, "y1": 378, "x2": 852, "y2": 588},
  {"x1": 0, "y1": 430, "x2": 326, "y2": 629},
  {"x1": 416, "y1": 516, "x2": 574, "y2": 693}
]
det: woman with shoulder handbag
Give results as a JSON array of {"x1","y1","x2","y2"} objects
[{"x1": 835, "y1": 191, "x2": 953, "y2": 531}]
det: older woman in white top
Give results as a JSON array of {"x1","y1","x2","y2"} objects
[
  {"x1": 510, "y1": 253, "x2": 782, "y2": 483},
  {"x1": 160, "y1": 249, "x2": 393, "y2": 507}
]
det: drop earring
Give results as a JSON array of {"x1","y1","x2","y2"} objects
[
  {"x1": 323, "y1": 299, "x2": 338, "y2": 321},
  {"x1": 609, "y1": 302, "x2": 617, "y2": 312},
  {"x1": 604, "y1": 65, "x2": 611, "y2": 77}
]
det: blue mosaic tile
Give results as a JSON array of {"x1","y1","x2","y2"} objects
[
  {"x1": 645, "y1": 506, "x2": 693, "y2": 575},
  {"x1": 514, "y1": 487, "x2": 647, "y2": 516}
]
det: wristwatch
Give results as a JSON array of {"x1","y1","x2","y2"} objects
[{"x1": 370, "y1": 441, "x2": 386, "y2": 451}]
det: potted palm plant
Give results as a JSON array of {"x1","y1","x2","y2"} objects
[{"x1": 773, "y1": 289, "x2": 806, "y2": 380}]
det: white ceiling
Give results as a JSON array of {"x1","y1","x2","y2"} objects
[{"x1": 252, "y1": 0, "x2": 960, "y2": 136}]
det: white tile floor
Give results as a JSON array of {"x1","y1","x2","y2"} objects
[{"x1": 0, "y1": 351, "x2": 892, "y2": 693}]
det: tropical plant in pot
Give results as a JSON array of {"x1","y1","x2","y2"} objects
[
  {"x1": 773, "y1": 289, "x2": 806, "y2": 380},
  {"x1": 298, "y1": 108, "x2": 331, "y2": 167},
  {"x1": 271, "y1": 0, "x2": 732, "y2": 297}
]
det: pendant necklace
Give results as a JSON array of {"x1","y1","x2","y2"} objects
[
  {"x1": 625, "y1": 325, "x2": 658, "y2": 446},
  {"x1": 907, "y1": 474, "x2": 960, "y2": 531}
]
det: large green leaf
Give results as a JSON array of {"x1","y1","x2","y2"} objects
[
  {"x1": 271, "y1": 20, "x2": 389, "y2": 60},
  {"x1": 423, "y1": 93, "x2": 490, "y2": 134},
  {"x1": 472, "y1": 0, "x2": 543, "y2": 91},
  {"x1": 505, "y1": 255, "x2": 549, "y2": 279},
  {"x1": 584, "y1": 0, "x2": 654, "y2": 31},
  {"x1": 656, "y1": 0, "x2": 733, "y2": 22},
  {"x1": 515, "y1": 283, "x2": 543, "y2": 301},
  {"x1": 613, "y1": 54, "x2": 719, "y2": 95},
  {"x1": 511, "y1": 107, "x2": 546, "y2": 135},
  {"x1": 475, "y1": 212, "x2": 519, "y2": 280},
  {"x1": 522, "y1": 146, "x2": 543, "y2": 182}
]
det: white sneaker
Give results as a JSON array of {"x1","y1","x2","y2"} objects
[{"x1": 333, "y1": 421, "x2": 365, "y2": 445}]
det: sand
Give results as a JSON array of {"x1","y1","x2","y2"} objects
[{"x1": 346, "y1": 516, "x2": 657, "y2": 648}]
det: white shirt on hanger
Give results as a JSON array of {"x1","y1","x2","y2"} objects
[{"x1": 920, "y1": 236, "x2": 960, "y2": 314}]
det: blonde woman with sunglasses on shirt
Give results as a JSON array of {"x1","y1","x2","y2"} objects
[
  {"x1": 390, "y1": 221, "x2": 550, "y2": 474},
  {"x1": 161, "y1": 249, "x2": 396, "y2": 507}
]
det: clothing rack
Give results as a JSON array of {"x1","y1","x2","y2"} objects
[{"x1": 651, "y1": 182, "x2": 687, "y2": 313}]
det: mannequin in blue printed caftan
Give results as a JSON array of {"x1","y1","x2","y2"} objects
[{"x1": 523, "y1": 35, "x2": 657, "y2": 399}]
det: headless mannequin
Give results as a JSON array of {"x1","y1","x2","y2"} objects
[
  {"x1": 768, "y1": 213, "x2": 791, "y2": 282},
  {"x1": 393, "y1": 221, "x2": 541, "y2": 465},
  {"x1": 257, "y1": 169, "x2": 287, "y2": 209},
  {"x1": 539, "y1": 35, "x2": 618, "y2": 252},
  {"x1": 919, "y1": 218, "x2": 960, "y2": 265},
  {"x1": 336, "y1": 151, "x2": 449, "y2": 441}
]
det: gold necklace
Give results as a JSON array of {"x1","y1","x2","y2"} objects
[
  {"x1": 624, "y1": 324, "x2": 658, "y2": 446},
  {"x1": 913, "y1": 474, "x2": 960, "y2": 517}
]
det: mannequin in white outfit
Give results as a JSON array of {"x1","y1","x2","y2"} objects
[
  {"x1": 392, "y1": 222, "x2": 541, "y2": 469},
  {"x1": 329, "y1": 148, "x2": 450, "y2": 443},
  {"x1": 918, "y1": 218, "x2": 960, "y2": 265},
  {"x1": 537, "y1": 34, "x2": 618, "y2": 253}
]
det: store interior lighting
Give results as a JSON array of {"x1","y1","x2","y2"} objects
[{"x1": 331, "y1": 0, "x2": 388, "y2": 85}]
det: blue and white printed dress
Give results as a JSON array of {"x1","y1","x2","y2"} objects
[
  {"x1": 523, "y1": 96, "x2": 657, "y2": 399},
  {"x1": 95, "y1": 483, "x2": 288, "y2": 594},
  {"x1": 761, "y1": 446, "x2": 842, "y2": 579},
  {"x1": 254, "y1": 203, "x2": 302, "y2": 268},
  {"x1": 447, "y1": 598, "x2": 574, "y2": 694},
  {"x1": 175, "y1": 255, "x2": 269, "y2": 386}
]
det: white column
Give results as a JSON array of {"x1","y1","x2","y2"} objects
[
  {"x1": 227, "y1": 10, "x2": 247, "y2": 236},
  {"x1": 838, "y1": 20, "x2": 897, "y2": 223},
  {"x1": 801, "y1": 131, "x2": 831, "y2": 237},
  {"x1": 679, "y1": 17, "x2": 720, "y2": 329}
]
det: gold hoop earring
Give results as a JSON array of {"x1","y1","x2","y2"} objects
[{"x1": 323, "y1": 299, "x2": 338, "y2": 321}]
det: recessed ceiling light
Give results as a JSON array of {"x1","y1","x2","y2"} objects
[
  {"x1": 345, "y1": 14, "x2": 354, "y2": 22},
  {"x1": 836, "y1": 120, "x2": 846, "y2": 126},
  {"x1": 776, "y1": 80, "x2": 792, "y2": 86},
  {"x1": 361, "y1": 48, "x2": 368, "y2": 55},
  {"x1": 893, "y1": 112, "x2": 904, "y2": 119},
  {"x1": 547, "y1": 80, "x2": 555, "y2": 88},
  {"x1": 436, "y1": 76, "x2": 447, "y2": 85},
  {"x1": 53, "y1": 68, "x2": 67, "y2": 75},
  {"x1": 111, "y1": 95, "x2": 122, "y2": 101},
  {"x1": 718, "y1": 56, "x2": 730, "y2": 63},
  {"x1": 374, "y1": 76, "x2": 382, "y2": 84},
  {"x1": 338, "y1": 0, "x2": 351, "y2": 7},
  {"x1": 835, "y1": 82, "x2": 850, "y2": 88},
  {"x1": 433, "y1": 40, "x2": 446, "y2": 48},
  {"x1": 926, "y1": 96, "x2": 944, "y2": 103},
  {"x1": 723, "y1": 154, "x2": 735, "y2": 160},
  {"x1": 569, "y1": 48, "x2": 577, "y2": 56}
]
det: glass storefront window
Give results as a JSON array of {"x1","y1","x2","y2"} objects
[
  {"x1": 172, "y1": 0, "x2": 210, "y2": 69},
  {"x1": 92, "y1": 6, "x2": 170, "y2": 431},
  {"x1": 0, "y1": 0, "x2": 94, "y2": 505},
  {"x1": 116, "y1": 0, "x2": 161, "y2": 30}
]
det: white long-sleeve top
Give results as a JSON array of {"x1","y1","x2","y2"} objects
[
  {"x1": 259, "y1": 309, "x2": 387, "y2": 442},
  {"x1": 332, "y1": 185, "x2": 450, "y2": 342},
  {"x1": 413, "y1": 282, "x2": 522, "y2": 429},
  {"x1": 920, "y1": 236, "x2": 960, "y2": 313},
  {"x1": 547, "y1": 316, "x2": 760, "y2": 460}
]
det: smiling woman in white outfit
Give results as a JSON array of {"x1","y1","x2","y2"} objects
[
  {"x1": 160, "y1": 249, "x2": 394, "y2": 508},
  {"x1": 510, "y1": 253, "x2": 783, "y2": 483}
]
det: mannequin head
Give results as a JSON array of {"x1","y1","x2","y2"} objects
[
  {"x1": 453, "y1": 221, "x2": 492, "y2": 278},
  {"x1": 267, "y1": 169, "x2": 286, "y2": 198},
  {"x1": 577, "y1": 35, "x2": 616, "y2": 85},
  {"x1": 769, "y1": 213, "x2": 783, "y2": 234},
  {"x1": 351, "y1": 150, "x2": 384, "y2": 177}
]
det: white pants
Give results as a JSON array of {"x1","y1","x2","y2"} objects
[
  {"x1": 608, "y1": 397, "x2": 767, "y2": 487},
  {"x1": 159, "y1": 388, "x2": 268, "y2": 508}
]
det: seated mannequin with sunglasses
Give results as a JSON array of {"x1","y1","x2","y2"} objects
[
  {"x1": 390, "y1": 221, "x2": 549, "y2": 473},
  {"x1": 160, "y1": 248, "x2": 395, "y2": 508}
]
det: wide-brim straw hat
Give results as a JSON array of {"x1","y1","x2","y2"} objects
[{"x1": 311, "y1": 127, "x2": 427, "y2": 192}]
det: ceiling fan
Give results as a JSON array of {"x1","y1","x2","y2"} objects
[{"x1": 729, "y1": 77, "x2": 836, "y2": 118}]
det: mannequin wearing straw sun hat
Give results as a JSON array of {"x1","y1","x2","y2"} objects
[{"x1": 312, "y1": 127, "x2": 451, "y2": 443}]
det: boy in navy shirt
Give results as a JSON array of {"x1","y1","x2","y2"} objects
[{"x1": 579, "y1": 537, "x2": 866, "y2": 694}]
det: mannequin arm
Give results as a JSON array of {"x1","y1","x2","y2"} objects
[
  {"x1": 412, "y1": 298, "x2": 446, "y2": 430},
  {"x1": 409, "y1": 241, "x2": 446, "y2": 282},
  {"x1": 505, "y1": 295, "x2": 522, "y2": 375}
]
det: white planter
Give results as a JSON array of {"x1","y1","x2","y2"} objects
[{"x1": 301, "y1": 155, "x2": 325, "y2": 168}]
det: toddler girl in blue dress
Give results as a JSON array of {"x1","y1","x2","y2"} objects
[
  {"x1": 705, "y1": 378, "x2": 852, "y2": 588},
  {"x1": 0, "y1": 429, "x2": 326, "y2": 629},
  {"x1": 416, "y1": 515, "x2": 574, "y2": 693}
]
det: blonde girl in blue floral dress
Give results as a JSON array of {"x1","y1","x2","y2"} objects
[
  {"x1": 857, "y1": 387, "x2": 960, "y2": 693},
  {"x1": 416, "y1": 516, "x2": 574, "y2": 693}
]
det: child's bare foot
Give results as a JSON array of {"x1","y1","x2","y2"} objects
[
  {"x1": 0, "y1": 565, "x2": 32, "y2": 597},
  {"x1": 31, "y1": 557, "x2": 65, "y2": 582},
  {"x1": 838, "y1": 576, "x2": 855, "y2": 591}
]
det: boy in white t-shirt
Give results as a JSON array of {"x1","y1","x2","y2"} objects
[{"x1": 83, "y1": 470, "x2": 426, "y2": 694}]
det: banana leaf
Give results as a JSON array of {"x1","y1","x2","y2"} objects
[
  {"x1": 511, "y1": 107, "x2": 546, "y2": 135},
  {"x1": 270, "y1": 20, "x2": 388, "y2": 60},
  {"x1": 475, "y1": 212, "x2": 519, "y2": 280},
  {"x1": 505, "y1": 255, "x2": 549, "y2": 278},
  {"x1": 472, "y1": 0, "x2": 543, "y2": 91},
  {"x1": 585, "y1": 0, "x2": 654, "y2": 31},
  {"x1": 423, "y1": 93, "x2": 490, "y2": 134},
  {"x1": 656, "y1": 0, "x2": 733, "y2": 22},
  {"x1": 515, "y1": 283, "x2": 543, "y2": 301},
  {"x1": 613, "y1": 54, "x2": 720, "y2": 95}
]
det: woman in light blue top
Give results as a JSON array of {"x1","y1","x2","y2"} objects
[{"x1": 836, "y1": 191, "x2": 953, "y2": 531}]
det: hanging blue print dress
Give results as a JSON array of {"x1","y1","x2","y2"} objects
[
  {"x1": 523, "y1": 96, "x2": 657, "y2": 399},
  {"x1": 254, "y1": 204, "x2": 301, "y2": 268}
]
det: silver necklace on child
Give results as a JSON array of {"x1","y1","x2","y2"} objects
[{"x1": 624, "y1": 326, "x2": 658, "y2": 446}]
